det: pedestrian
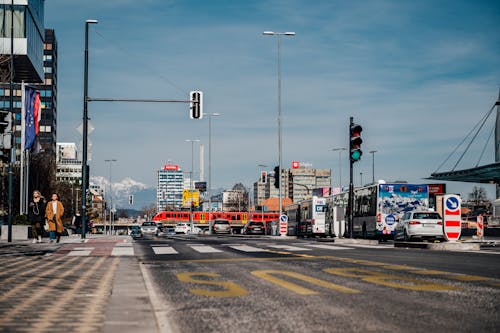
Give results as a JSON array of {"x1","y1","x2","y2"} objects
[
  {"x1": 72, "y1": 213, "x2": 82, "y2": 234},
  {"x1": 28, "y1": 190, "x2": 46, "y2": 243},
  {"x1": 45, "y1": 193, "x2": 65, "y2": 243}
]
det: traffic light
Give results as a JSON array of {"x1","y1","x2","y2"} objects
[
  {"x1": 350, "y1": 123, "x2": 363, "y2": 162},
  {"x1": 261, "y1": 171, "x2": 267, "y2": 183},
  {"x1": 128, "y1": 195, "x2": 134, "y2": 205},
  {"x1": 273, "y1": 166, "x2": 280, "y2": 189},
  {"x1": 189, "y1": 91, "x2": 203, "y2": 119},
  {"x1": 0, "y1": 111, "x2": 12, "y2": 150}
]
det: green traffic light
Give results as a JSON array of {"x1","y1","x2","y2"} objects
[{"x1": 351, "y1": 150, "x2": 361, "y2": 161}]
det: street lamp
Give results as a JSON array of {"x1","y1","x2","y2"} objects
[
  {"x1": 208, "y1": 113, "x2": 220, "y2": 233},
  {"x1": 185, "y1": 139, "x2": 200, "y2": 233},
  {"x1": 105, "y1": 159, "x2": 117, "y2": 235},
  {"x1": 331, "y1": 148, "x2": 347, "y2": 190},
  {"x1": 262, "y1": 30, "x2": 295, "y2": 218},
  {"x1": 369, "y1": 150, "x2": 377, "y2": 184},
  {"x1": 81, "y1": 19, "x2": 98, "y2": 239}
]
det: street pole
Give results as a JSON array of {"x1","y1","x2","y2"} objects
[
  {"x1": 348, "y1": 117, "x2": 354, "y2": 238},
  {"x1": 208, "y1": 113, "x2": 220, "y2": 234},
  {"x1": 186, "y1": 139, "x2": 199, "y2": 233},
  {"x1": 7, "y1": 0, "x2": 14, "y2": 242},
  {"x1": 369, "y1": 150, "x2": 377, "y2": 184},
  {"x1": 263, "y1": 31, "x2": 295, "y2": 219},
  {"x1": 105, "y1": 159, "x2": 116, "y2": 235},
  {"x1": 81, "y1": 19, "x2": 98, "y2": 240}
]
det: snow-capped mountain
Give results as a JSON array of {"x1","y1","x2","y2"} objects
[{"x1": 90, "y1": 176, "x2": 155, "y2": 209}]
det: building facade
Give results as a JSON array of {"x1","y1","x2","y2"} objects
[
  {"x1": 253, "y1": 163, "x2": 332, "y2": 206},
  {"x1": 157, "y1": 164, "x2": 184, "y2": 211}
]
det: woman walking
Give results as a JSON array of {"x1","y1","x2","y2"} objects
[
  {"x1": 45, "y1": 193, "x2": 65, "y2": 243},
  {"x1": 28, "y1": 190, "x2": 46, "y2": 243}
]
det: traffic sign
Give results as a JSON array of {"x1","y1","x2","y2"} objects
[
  {"x1": 279, "y1": 215, "x2": 288, "y2": 236},
  {"x1": 477, "y1": 215, "x2": 484, "y2": 238},
  {"x1": 442, "y1": 194, "x2": 461, "y2": 242}
]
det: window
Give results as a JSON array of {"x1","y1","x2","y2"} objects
[
  {"x1": 44, "y1": 67, "x2": 52, "y2": 74},
  {"x1": 43, "y1": 55, "x2": 52, "y2": 62},
  {"x1": 0, "y1": 6, "x2": 26, "y2": 38}
]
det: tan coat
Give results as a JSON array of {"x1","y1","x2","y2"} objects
[{"x1": 45, "y1": 200, "x2": 65, "y2": 233}]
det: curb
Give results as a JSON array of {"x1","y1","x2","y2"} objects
[{"x1": 394, "y1": 241, "x2": 481, "y2": 251}]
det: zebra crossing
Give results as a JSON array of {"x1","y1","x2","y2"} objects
[{"x1": 55, "y1": 239, "x2": 392, "y2": 257}]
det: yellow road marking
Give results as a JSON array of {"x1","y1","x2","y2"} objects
[
  {"x1": 324, "y1": 268, "x2": 457, "y2": 291},
  {"x1": 177, "y1": 272, "x2": 248, "y2": 297},
  {"x1": 251, "y1": 270, "x2": 359, "y2": 295}
]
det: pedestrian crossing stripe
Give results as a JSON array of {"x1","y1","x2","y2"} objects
[{"x1": 152, "y1": 246, "x2": 178, "y2": 255}]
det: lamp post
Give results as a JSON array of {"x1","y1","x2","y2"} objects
[
  {"x1": 105, "y1": 159, "x2": 117, "y2": 235},
  {"x1": 331, "y1": 148, "x2": 347, "y2": 190},
  {"x1": 369, "y1": 150, "x2": 377, "y2": 184},
  {"x1": 81, "y1": 19, "x2": 98, "y2": 239},
  {"x1": 257, "y1": 164, "x2": 268, "y2": 226},
  {"x1": 208, "y1": 113, "x2": 220, "y2": 234},
  {"x1": 262, "y1": 31, "x2": 295, "y2": 218},
  {"x1": 186, "y1": 139, "x2": 200, "y2": 233},
  {"x1": 360, "y1": 172, "x2": 363, "y2": 187}
]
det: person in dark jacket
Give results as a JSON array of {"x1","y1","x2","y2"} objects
[{"x1": 28, "y1": 190, "x2": 46, "y2": 243}]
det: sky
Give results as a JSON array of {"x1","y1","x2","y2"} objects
[{"x1": 45, "y1": 0, "x2": 500, "y2": 199}]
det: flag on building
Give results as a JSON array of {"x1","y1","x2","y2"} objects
[{"x1": 23, "y1": 86, "x2": 40, "y2": 150}]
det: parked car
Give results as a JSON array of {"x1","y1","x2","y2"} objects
[
  {"x1": 395, "y1": 211, "x2": 444, "y2": 241},
  {"x1": 141, "y1": 221, "x2": 159, "y2": 235},
  {"x1": 212, "y1": 219, "x2": 231, "y2": 234},
  {"x1": 174, "y1": 222, "x2": 202, "y2": 234},
  {"x1": 157, "y1": 226, "x2": 176, "y2": 236},
  {"x1": 242, "y1": 221, "x2": 266, "y2": 235}
]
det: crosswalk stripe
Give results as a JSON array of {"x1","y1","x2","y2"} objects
[
  {"x1": 304, "y1": 244, "x2": 353, "y2": 250},
  {"x1": 67, "y1": 249, "x2": 93, "y2": 256},
  {"x1": 152, "y1": 246, "x2": 178, "y2": 255},
  {"x1": 267, "y1": 245, "x2": 311, "y2": 252},
  {"x1": 228, "y1": 245, "x2": 269, "y2": 252},
  {"x1": 111, "y1": 247, "x2": 134, "y2": 256},
  {"x1": 189, "y1": 245, "x2": 223, "y2": 253}
]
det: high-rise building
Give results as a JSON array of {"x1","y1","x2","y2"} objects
[
  {"x1": 0, "y1": 27, "x2": 57, "y2": 159},
  {"x1": 157, "y1": 164, "x2": 184, "y2": 211}
]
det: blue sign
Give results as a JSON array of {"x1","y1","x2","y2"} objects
[
  {"x1": 445, "y1": 196, "x2": 460, "y2": 210},
  {"x1": 385, "y1": 214, "x2": 396, "y2": 225},
  {"x1": 280, "y1": 215, "x2": 288, "y2": 223}
]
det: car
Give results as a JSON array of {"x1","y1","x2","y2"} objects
[
  {"x1": 140, "y1": 221, "x2": 159, "y2": 235},
  {"x1": 395, "y1": 211, "x2": 444, "y2": 241},
  {"x1": 212, "y1": 219, "x2": 231, "y2": 234},
  {"x1": 242, "y1": 221, "x2": 266, "y2": 235},
  {"x1": 129, "y1": 226, "x2": 143, "y2": 239},
  {"x1": 157, "y1": 226, "x2": 176, "y2": 236},
  {"x1": 174, "y1": 222, "x2": 202, "y2": 235}
]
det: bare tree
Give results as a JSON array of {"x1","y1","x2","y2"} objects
[
  {"x1": 141, "y1": 203, "x2": 157, "y2": 220},
  {"x1": 468, "y1": 186, "x2": 488, "y2": 205}
]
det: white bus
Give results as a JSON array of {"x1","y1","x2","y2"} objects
[
  {"x1": 285, "y1": 196, "x2": 329, "y2": 237},
  {"x1": 326, "y1": 183, "x2": 429, "y2": 239}
]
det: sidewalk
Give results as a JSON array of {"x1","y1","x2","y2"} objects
[{"x1": 0, "y1": 234, "x2": 163, "y2": 333}]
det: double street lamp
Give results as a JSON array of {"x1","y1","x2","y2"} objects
[
  {"x1": 331, "y1": 147, "x2": 347, "y2": 190},
  {"x1": 104, "y1": 159, "x2": 117, "y2": 235},
  {"x1": 262, "y1": 31, "x2": 295, "y2": 217}
]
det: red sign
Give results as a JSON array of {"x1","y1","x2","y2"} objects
[
  {"x1": 163, "y1": 164, "x2": 179, "y2": 171},
  {"x1": 477, "y1": 215, "x2": 484, "y2": 237},
  {"x1": 428, "y1": 183, "x2": 446, "y2": 195},
  {"x1": 443, "y1": 194, "x2": 461, "y2": 241},
  {"x1": 292, "y1": 161, "x2": 300, "y2": 169}
]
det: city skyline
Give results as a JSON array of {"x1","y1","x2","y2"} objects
[{"x1": 45, "y1": 0, "x2": 500, "y2": 199}]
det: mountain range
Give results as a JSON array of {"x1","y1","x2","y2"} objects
[{"x1": 90, "y1": 176, "x2": 156, "y2": 210}]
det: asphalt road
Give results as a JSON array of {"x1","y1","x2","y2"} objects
[{"x1": 134, "y1": 235, "x2": 500, "y2": 333}]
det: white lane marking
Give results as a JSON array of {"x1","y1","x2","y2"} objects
[
  {"x1": 267, "y1": 244, "x2": 312, "y2": 251},
  {"x1": 115, "y1": 242, "x2": 133, "y2": 247},
  {"x1": 189, "y1": 245, "x2": 223, "y2": 253},
  {"x1": 67, "y1": 249, "x2": 93, "y2": 256},
  {"x1": 229, "y1": 245, "x2": 269, "y2": 252},
  {"x1": 112, "y1": 246, "x2": 135, "y2": 256},
  {"x1": 152, "y1": 246, "x2": 178, "y2": 255},
  {"x1": 303, "y1": 244, "x2": 354, "y2": 250}
]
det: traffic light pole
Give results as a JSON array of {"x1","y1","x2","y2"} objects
[{"x1": 348, "y1": 116, "x2": 354, "y2": 238}]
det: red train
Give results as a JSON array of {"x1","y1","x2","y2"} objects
[{"x1": 152, "y1": 211, "x2": 280, "y2": 226}]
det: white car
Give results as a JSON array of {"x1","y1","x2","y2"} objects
[
  {"x1": 174, "y1": 223, "x2": 202, "y2": 235},
  {"x1": 140, "y1": 221, "x2": 158, "y2": 235},
  {"x1": 395, "y1": 211, "x2": 444, "y2": 241}
]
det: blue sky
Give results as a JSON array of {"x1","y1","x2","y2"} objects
[{"x1": 45, "y1": 0, "x2": 500, "y2": 199}]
